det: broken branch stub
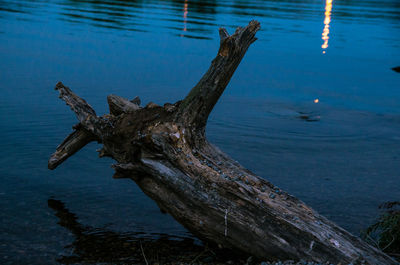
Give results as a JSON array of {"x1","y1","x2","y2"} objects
[
  {"x1": 48, "y1": 124, "x2": 94, "y2": 170},
  {"x1": 48, "y1": 21, "x2": 398, "y2": 264},
  {"x1": 176, "y1": 21, "x2": 260, "y2": 132}
]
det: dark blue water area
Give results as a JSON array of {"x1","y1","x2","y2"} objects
[{"x1": 0, "y1": 0, "x2": 400, "y2": 263}]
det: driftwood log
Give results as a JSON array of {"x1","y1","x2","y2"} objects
[{"x1": 48, "y1": 21, "x2": 397, "y2": 264}]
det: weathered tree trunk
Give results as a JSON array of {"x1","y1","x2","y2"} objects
[{"x1": 48, "y1": 21, "x2": 397, "y2": 264}]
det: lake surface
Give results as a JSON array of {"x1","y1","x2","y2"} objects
[{"x1": 0, "y1": 0, "x2": 399, "y2": 263}]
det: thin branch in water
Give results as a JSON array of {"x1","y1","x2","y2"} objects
[
  {"x1": 224, "y1": 209, "x2": 228, "y2": 237},
  {"x1": 382, "y1": 234, "x2": 396, "y2": 252},
  {"x1": 366, "y1": 233, "x2": 380, "y2": 249},
  {"x1": 189, "y1": 249, "x2": 207, "y2": 265},
  {"x1": 140, "y1": 240, "x2": 149, "y2": 265}
]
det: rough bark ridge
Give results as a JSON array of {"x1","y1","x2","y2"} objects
[{"x1": 48, "y1": 21, "x2": 397, "y2": 264}]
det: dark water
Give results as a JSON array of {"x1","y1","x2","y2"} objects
[{"x1": 0, "y1": 0, "x2": 399, "y2": 263}]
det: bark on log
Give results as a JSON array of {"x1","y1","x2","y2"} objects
[{"x1": 48, "y1": 21, "x2": 398, "y2": 264}]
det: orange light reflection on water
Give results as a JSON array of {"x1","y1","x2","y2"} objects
[
  {"x1": 182, "y1": 0, "x2": 188, "y2": 34},
  {"x1": 321, "y1": 0, "x2": 332, "y2": 52}
]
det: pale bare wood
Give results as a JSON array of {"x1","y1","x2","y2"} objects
[{"x1": 107, "y1": 94, "x2": 140, "y2": 115}]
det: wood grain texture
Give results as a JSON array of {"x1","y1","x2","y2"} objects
[
  {"x1": 48, "y1": 125, "x2": 94, "y2": 169},
  {"x1": 48, "y1": 21, "x2": 398, "y2": 264},
  {"x1": 176, "y1": 20, "x2": 260, "y2": 133}
]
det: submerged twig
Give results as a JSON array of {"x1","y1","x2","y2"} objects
[{"x1": 140, "y1": 240, "x2": 149, "y2": 265}]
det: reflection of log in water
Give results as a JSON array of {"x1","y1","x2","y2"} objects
[{"x1": 48, "y1": 199, "x2": 245, "y2": 264}]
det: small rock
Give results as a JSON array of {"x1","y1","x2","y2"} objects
[{"x1": 269, "y1": 193, "x2": 276, "y2": 199}]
